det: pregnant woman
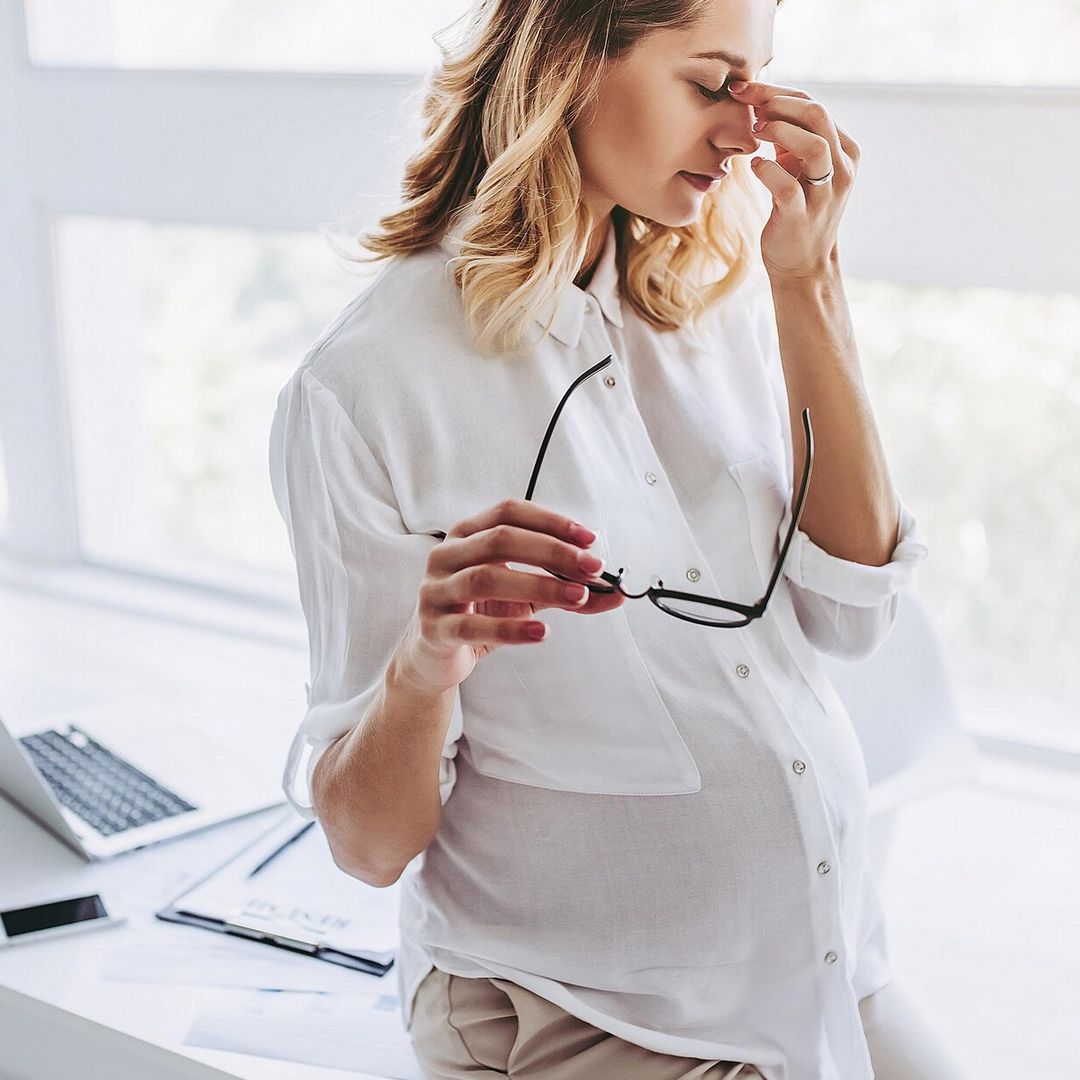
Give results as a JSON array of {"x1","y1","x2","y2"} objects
[{"x1": 269, "y1": 1, "x2": 971, "y2": 1077}]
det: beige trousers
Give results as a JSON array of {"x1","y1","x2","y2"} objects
[{"x1": 409, "y1": 966, "x2": 973, "y2": 1079}]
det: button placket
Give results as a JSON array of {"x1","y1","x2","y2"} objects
[
  {"x1": 776, "y1": 734, "x2": 843, "y2": 978},
  {"x1": 727, "y1": 671, "x2": 843, "y2": 972},
  {"x1": 719, "y1": 645, "x2": 843, "y2": 974},
  {"x1": 709, "y1": 639, "x2": 843, "y2": 977},
  {"x1": 594, "y1": 330, "x2": 846, "y2": 981},
  {"x1": 727, "y1": 655, "x2": 846, "y2": 962}
]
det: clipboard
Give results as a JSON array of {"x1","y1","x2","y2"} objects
[{"x1": 155, "y1": 808, "x2": 399, "y2": 976}]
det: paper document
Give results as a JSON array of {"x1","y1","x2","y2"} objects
[
  {"x1": 183, "y1": 988, "x2": 423, "y2": 1079},
  {"x1": 102, "y1": 920, "x2": 389, "y2": 993},
  {"x1": 159, "y1": 812, "x2": 401, "y2": 967}
]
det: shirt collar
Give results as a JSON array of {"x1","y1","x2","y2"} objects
[{"x1": 437, "y1": 204, "x2": 623, "y2": 349}]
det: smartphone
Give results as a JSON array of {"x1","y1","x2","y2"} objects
[{"x1": 0, "y1": 893, "x2": 126, "y2": 948}]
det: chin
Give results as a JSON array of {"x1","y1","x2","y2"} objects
[
  {"x1": 618, "y1": 193, "x2": 702, "y2": 230},
  {"x1": 649, "y1": 203, "x2": 703, "y2": 229}
]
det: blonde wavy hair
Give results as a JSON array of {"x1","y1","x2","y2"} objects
[{"x1": 354, "y1": 0, "x2": 778, "y2": 355}]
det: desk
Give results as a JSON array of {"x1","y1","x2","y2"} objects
[
  {"x1": 0, "y1": 793, "x2": 414, "y2": 1080},
  {"x1": 0, "y1": 568, "x2": 422, "y2": 1077}
]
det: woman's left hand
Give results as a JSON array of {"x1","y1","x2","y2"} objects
[{"x1": 729, "y1": 80, "x2": 859, "y2": 284}]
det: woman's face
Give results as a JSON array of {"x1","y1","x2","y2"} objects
[{"x1": 570, "y1": 0, "x2": 775, "y2": 229}]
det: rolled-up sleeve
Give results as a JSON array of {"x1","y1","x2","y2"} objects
[
  {"x1": 268, "y1": 366, "x2": 463, "y2": 820},
  {"x1": 775, "y1": 490, "x2": 931, "y2": 660},
  {"x1": 745, "y1": 277, "x2": 932, "y2": 662}
]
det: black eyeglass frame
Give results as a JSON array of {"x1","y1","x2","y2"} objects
[{"x1": 524, "y1": 354, "x2": 814, "y2": 628}]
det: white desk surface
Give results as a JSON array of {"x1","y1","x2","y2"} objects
[
  {"x1": 0, "y1": 794, "x2": 406, "y2": 1080},
  {"x1": 0, "y1": 573, "x2": 412, "y2": 1080}
]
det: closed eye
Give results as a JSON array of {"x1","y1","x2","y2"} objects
[{"x1": 694, "y1": 81, "x2": 731, "y2": 103}]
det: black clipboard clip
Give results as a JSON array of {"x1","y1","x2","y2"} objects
[
  {"x1": 155, "y1": 906, "x2": 393, "y2": 976},
  {"x1": 224, "y1": 910, "x2": 328, "y2": 954}
]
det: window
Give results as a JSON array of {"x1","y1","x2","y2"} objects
[
  {"x1": 54, "y1": 214, "x2": 368, "y2": 594},
  {"x1": 852, "y1": 278, "x2": 1080, "y2": 753},
  {"x1": 25, "y1": 0, "x2": 1075, "y2": 85},
  {"x1": 773, "y1": 0, "x2": 1076, "y2": 86},
  {"x1": 24, "y1": 0, "x2": 472, "y2": 73}
]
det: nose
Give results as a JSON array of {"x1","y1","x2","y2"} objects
[{"x1": 711, "y1": 103, "x2": 762, "y2": 158}]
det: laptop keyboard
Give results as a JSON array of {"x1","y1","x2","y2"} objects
[{"x1": 19, "y1": 726, "x2": 197, "y2": 836}]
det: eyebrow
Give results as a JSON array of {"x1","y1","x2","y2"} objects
[{"x1": 691, "y1": 48, "x2": 774, "y2": 70}]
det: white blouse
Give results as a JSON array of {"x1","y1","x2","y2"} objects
[{"x1": 268, "y1": 205, "x2": 931, "y2": 1079}]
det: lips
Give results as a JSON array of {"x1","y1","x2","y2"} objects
[
  {"x1": 678, "y1": 169, "x2": 728, "y2": 192},
  {"x1": 683, "y1": 168, "x2": 730, "y2": 181}
]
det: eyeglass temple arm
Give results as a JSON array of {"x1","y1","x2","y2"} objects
[
  {"x1": 757, "y1": 406, "x2": 813, "y2": 610},
  {"x1": 524, "y1": 356, "x2": 614, "y2": 502},
  {"x1": 430, "y1": 356, "x2": 615, "y2": 546}
]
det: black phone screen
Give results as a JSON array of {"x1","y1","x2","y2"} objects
[{"x1": 1, "y1": 894, "x2": 108, "y2": 937}]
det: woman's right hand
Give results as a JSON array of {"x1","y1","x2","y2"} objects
[{"x1": 392, "y1": 498, "x2": 626, "y2": 695}]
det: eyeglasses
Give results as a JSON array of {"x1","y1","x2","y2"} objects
[{"x1": 524, "y1": 354, "x2": 814, "y2": 627}]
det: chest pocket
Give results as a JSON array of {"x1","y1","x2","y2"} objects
[
  {"x1": 458, "y1": 528, "x2": 702, "y2": 796},
  {"x1": 727, "y1": 436, "x2": 790, "y2": 594},
  {"x1": 727, "y1": 438, "x2": 844, "y2": 721}
]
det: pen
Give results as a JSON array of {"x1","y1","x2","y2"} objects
[{"x1": 246, "y1": 821, "x2": 316, "y2": 878}]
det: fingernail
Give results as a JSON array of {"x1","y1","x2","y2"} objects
[
  {"x1": 729, "y1": 80, "x2": 748, "y2": 92},
  {"x1": 577, "y1": 549, "x2": 603, "y2": 572},
  {"x1": 571, "y1": 522, "x2": 597, "y2": 544}
]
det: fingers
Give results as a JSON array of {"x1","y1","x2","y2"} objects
[
  {"x1": 438, "y1": 611, "x2": 552, "y2": 646},
  {"x1": 446, "y1": 497, "x2": 592, "y2": 548},
  {"x1": 734, "y1": 83, "x2": 844, "y2": 186},
  {"x1": 434, "y1": 500, "x2": 603, "y2": 586},
  {"x1": 571, "y1": 585, "x2": 627, "y2": 616},
  {"x1": 750, "y1": 156, "x2": 807, "y2": 208},
  {"x1": 729, "y1": 81, "x2": 812, "y2": 106},
  {"x1": 425, "y1": 500, "x2": 626, "y2": 643},
  {"x1": 752, "y1": 118, "x2": 833, "y2": 182},
  {"x1": 433, "y1": 563, "x2": 594, "y2": 614},
  {"x1": 833, "y1": 122, "x2": 861, "y2": 166}
]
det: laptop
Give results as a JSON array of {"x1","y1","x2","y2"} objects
[{"x1": 0, "y1": 695, "x2": 288, "y2": 861}]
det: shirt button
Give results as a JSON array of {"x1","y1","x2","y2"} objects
[
  {"x1": 603, "y1": 375, "x2": 616, "y2": 388},
  {"x1": 817, "y1": 861, "x2": 831, "y2": 875},
  {"x1": 736, "y1": 663, "x2": 750, "y2": 678},
  {"x1": 585, "y1": 299, "x2": 595, "y2": 314},
  {"x1": 686, "y1": 567, "x2": 701, "y2": 583},
  {"x1": 824, "y1": 951, "x2": 838, "y2": 964},
  {"x1": 792, "y1": 759, "x2": 806, "y2": 774},
  {"x1": 644, "y1": 471, "x2": 657, "y2": 485}
]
